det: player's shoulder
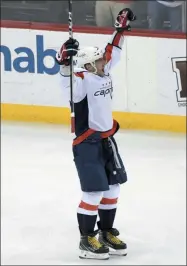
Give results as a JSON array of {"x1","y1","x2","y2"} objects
[{"x1": 74, "y1": 67, "x2": 88, "y2": 79}]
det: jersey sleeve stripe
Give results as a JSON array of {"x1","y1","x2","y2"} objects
[
  {"x1": 75, "y1": 72, "x2": 85, "y2": 79},
  {"x1": 112, "y1": 32, "x2": 123, "y2": 47},
  {"x1": 104, "y1": 44, "x2": 113, "y2": 64}
]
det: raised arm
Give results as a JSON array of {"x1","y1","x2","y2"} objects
[
  {"x1": 59, "y1": 65, "x2": 87, "y2": 103},
  {"x1": 104, "y1": 8, "x2": 136, "y2": 72},
  {"x1": 56, "y1": 39, "x2": 87, "y2": 103}
]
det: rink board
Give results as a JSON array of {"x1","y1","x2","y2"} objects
[
  {"x1": 0, "y1": 26, "x2": 186, "y2": 132},
  {"x1": 1, "y1": 103, "x2": 186, "y2": 133}
]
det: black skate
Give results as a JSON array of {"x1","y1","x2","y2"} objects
[
  {"x1": 98, "y1": 228, "x2": 127, "y2": 256},
  {"x1": 79, "y1": 230, "x2": 109, "y2": 260}
]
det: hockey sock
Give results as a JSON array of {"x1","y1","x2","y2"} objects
[
  {"x1": 77, "y1": 191, "x2": 103, "y2": 235},
  {"x1": 98, "y1": 208, "x2": 117, "y2": 230},
  {"x1": 98, "y1": 184, "x2": 120, "y2": 230},
  {"x1": 77, "y1": 213, "x2": 97, "y2": 235}
]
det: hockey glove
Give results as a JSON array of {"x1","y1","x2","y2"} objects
[
  {"x1": 114, "y1": 8, "x2": 136, "y2": 32},
  {"x1": 55, "y1": 38, "x2": 79, "y2": 65}
]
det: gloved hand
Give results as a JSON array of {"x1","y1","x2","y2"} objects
[
  {"x1": 114, "y1": 8, "x2": 136, "y2": 32},
  {"x1": 55, "y1": 38, "x2": 79, "y2": 65}
]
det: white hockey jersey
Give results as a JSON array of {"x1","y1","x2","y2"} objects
[{"x1": 58, "y1": 31, "x2": 124, "y2": 138}]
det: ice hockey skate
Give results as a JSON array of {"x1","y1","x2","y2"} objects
[
  {"x1": 98, "y1": 228, "x2": 127, "y2": 256},
  {"x1": 79, "y1": 231, "x2": 109, "y2": 260}
]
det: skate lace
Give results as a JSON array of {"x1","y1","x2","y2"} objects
[
  {"x1": 88, "y1": 236, "x2": 102, "y2": 249},
  {"x1": 107, "y1": 232, "x2": 123, "y2": 245}
]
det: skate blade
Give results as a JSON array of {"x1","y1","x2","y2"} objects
[
  {"x1": 79, "y1": 250, "x2": 109, "y2": 260},
  {"x1": 109, "y1": 247, "x2": 127, "y2": 256}
]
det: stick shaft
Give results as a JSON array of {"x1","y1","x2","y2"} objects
[{"x1": 68, "y1": 0, "x2": 75, "y2": 133}]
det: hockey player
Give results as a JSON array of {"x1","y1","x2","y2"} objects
[{"x1": 55, "y1": 8, "x2": 136, "y2": 260}]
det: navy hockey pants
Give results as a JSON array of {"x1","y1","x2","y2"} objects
[{"x1": 72, "y1": 133, "x2": 127, "y2": 192}]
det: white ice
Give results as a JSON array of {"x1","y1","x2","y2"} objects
[{"x1": 1, "y1": 121, "x2": 186, "y2": 265}]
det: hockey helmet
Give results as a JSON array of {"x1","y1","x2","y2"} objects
[{"x1": 76, "y1": 47, "x2": 104, "y2": 68}]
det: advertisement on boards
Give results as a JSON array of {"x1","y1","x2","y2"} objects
[
  {"x1": 171, "y1": 57, "x2": 187, "y2": 107},
  {"x1": 0, "y1": 28, "x2": 186, "y2": 116},
  {"x1": 0, "y1": 35, "x2": 59, "y2": 75}
]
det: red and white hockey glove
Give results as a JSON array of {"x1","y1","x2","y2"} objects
[
  {"x1": 114, "y1": 8, "x2": 136, "y2": 32},
  {"x1": 55, "y1": 38, "x2": 79, "y2": 66}
]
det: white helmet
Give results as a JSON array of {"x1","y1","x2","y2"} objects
[{"x1": 76, "y1": 47, "x2": 103, "y2": 68}]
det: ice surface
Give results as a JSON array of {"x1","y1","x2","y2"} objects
[{"x1": 1, "y1": 121, "x2": 186, "y2": 265}]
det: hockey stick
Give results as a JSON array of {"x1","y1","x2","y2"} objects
[{"x1": 68, "y1": 0, "x2": 75, "y2": 133}]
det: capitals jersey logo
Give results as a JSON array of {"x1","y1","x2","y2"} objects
[
  {"x1": 94, "y1": 87, "x2": 113, "y2": 99},
  {"x1": 94, "y1": 79, "x2": 113, "y2": 99}
]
